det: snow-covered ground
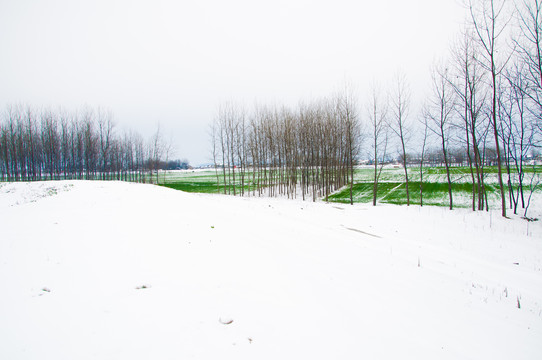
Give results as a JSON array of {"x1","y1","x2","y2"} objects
[{"x1": 1, "y1": 181, "x2": 541, "y2": 359}]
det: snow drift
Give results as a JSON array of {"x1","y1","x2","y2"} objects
[{"x1": 0, "y1": 181, "x2": 541, "y2": 359}]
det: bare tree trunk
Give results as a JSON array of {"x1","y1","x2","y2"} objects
[
  {"x1": 368, "y1": 83, "x2": 388, "y2": 206},
  {"x1": 390, "y1": 72, "x2": 412, "y2": 206},
  {"x1": 470, "y1": 0, "x2": 510, "y2": 217}
]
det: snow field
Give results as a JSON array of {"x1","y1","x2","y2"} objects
[{"x1": 0, "y1": 181, "x2": 541, "y2": 359}]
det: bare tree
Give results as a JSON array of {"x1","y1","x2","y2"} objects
[
  {"x1": 389, "y1": 72, "x2": 412, "y2": 205},
  {"x1": 500, "y1": 60, "x2": 538, "y2": 214},
  {"x1": 418, "y1": 115, "x2": 430, "y2": 206},
  {"x1": 210, "y1": 121, "x2": 221, "y2": 193},
  {"x1": 41, "y1": 109, "x2": 60, "y2": 180},
  {"x1": 367, "y1": 82, "x2": 388, "y2": 206},
  {"x1": 515, "y1": 0, "x2": 542, "y2": 123},
  {"x1": 97, "y1": 109, "x2": 115, "y2": 180},
  {"x1": 469, "y1": 0, "x2": 513, "y2": 217},
  {"x1": 425, "y1": 63, "x2": 456, "y2": 209},
  {"x1": 338, "y1": 85, "x2": 360, "y2": 205},
  {"x1": 150, "y1": 124, "x2": 163, "y2": 184},
  {"x1": 450, "y1": 29, "x2": 491, "y2": 210},
  {"x1": 162, "y1": 135, "x2": 174, "y2": 185}
]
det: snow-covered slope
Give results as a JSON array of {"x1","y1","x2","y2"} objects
[{"x1": 0, "y1": 181, "x2": 541, "y2": 359}]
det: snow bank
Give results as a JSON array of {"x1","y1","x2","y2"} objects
[{"x1": 0, "y1": 181, "x2": 541, "y2": 359}]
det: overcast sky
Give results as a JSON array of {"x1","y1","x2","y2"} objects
[{"x1": 0, "y1": 0, "x2": 466, "y2": 165}]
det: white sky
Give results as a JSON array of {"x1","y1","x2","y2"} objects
[{"x1": 0, "y1": 0, "x2": 466, "y2": 165}]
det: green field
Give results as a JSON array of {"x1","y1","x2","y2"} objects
[
  {"x1": 158, "y1": 166, "x2": 541, "y2": 209},
  {"x1": 158, "y1": 170, "x2": 257, "y2": 194},
  {"x1": 326, "y1": 181, "x2": 503, "y2": 207}
]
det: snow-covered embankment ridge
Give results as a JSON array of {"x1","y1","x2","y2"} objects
[{"x1": 0, "y1": 180, "x2": 541, "y2": 359}]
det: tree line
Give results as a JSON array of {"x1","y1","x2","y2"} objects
[
  {"x1": 0, "y1": 105, "x2": 174, "y2": 183},
  {"x1": 211, "y1": 92, "x2": 360, "y2": 204},
  {"x1": 413, "y1": 0, "x2": 542, "y2": 217},
  {"x1": 367, "y1": 0, "x2": 541, "y2": 217}
]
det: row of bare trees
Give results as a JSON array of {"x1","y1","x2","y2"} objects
[
  {"x1": 441, "y1": 0, "x2": 541, "y2": 216},
  {"x1": 367, "y1": 0, "x2": 541, "y2": 217},
  {"x1": 211, "y1": 92, "x2": 360, "y2": 203},
  {"x1": 0, "y1": 105, "x2": 165, "y2": 183}
]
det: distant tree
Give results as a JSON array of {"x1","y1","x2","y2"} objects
[
  {"x1": 419, "y1": 115, "x2": 430, "y2": 207},
  {"x1": 161, "y1": 135, "x2": 174, "y2": 184},
  {"x1": 367, "y1": 82, "x2": 388, "y2": 206},
  {"x1": 82, "y1": 110, "x2": 98, "y2": 180},
  {"x1": 41, "y1": 110, "x2": 60, "y2": 180},
  {"x1": 98, "y1": 109, "x2": 115, "y2": 180},
  {"x1": 338, "y1": 85, "x2": 361, "y2": 205},
  {"x1": 210, "y1": 121, "x2": 221, "y2": 192},
  {"x1": 424, "y1": 63, "x2": 456, "y2": 209},
  {"x1": 150, "y1": 124, "x2": 163, "y2": 184}
]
